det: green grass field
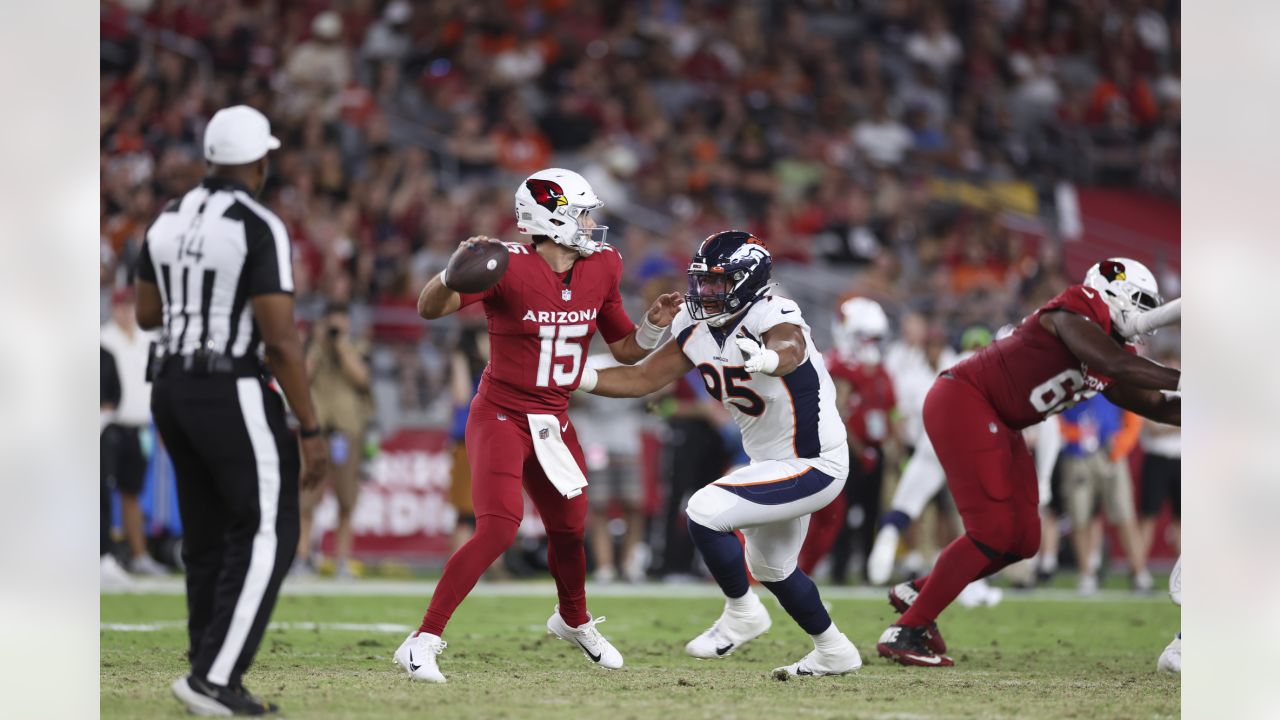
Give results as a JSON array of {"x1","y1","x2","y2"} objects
[{"x1": 101, "y1": 583, "x2": 1179, "y2": 719}]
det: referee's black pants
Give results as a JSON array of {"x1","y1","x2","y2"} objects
[{"x1": 151, "y1": 371, "x2": 300, "y2": 689}]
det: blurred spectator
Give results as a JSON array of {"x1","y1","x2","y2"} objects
[
  {"x1": 282, "y1": 11, "x2": 353, "y2": 122},
  {"x1": 852, "y1": 95, "x2": 913, "y2": 168},
  {"x1": 577, "y1": 354, "x2": 648, "y2": 584},
  {"x1": 905, "y1": 8, "x2": 963, "y2": 80},
  {"x1": 1138, "y1": 351, "x2": 1181, "y2": 564},
  {"x1": 652, "y1": 369, "x2": 729, "y2": 581},
  {"x1": 100, "y1": 347, "x2": 133, "y2": 589},
  {"x1": 1059, "y1": 394, "x2": 1152, "y2": 595},
  {"x1": 446, "y1": 325, "x2": 488, "y2": 555},
  {"x1": 100, "y1": 287, "x2": 165, "y2": 576},
  {"x1": 298, "y1": 302, "x2": 373, "y2": 579}
]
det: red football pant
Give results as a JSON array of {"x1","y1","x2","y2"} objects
[
  {"x1": 421, "y1": 398, "x2": 590, "y2": 636},
  {"x1": 900, "y1": 377, "x2": 1040, "y2": 628},
  {"x1": 797, "y1": 493, "x2": 845, "y2": 575}
]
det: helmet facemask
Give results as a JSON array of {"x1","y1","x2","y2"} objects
[{"x1": 686, "y1": 266, "x2": 746, "y2": 326}]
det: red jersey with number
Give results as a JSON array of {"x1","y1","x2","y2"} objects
[
  {"x1": 825, "y1": 352, "x2": 896, "y2": 446},
  {"x1": 458, "y1": 242, "x2": 635, "y2": 415},
  {"x1": 950, "y1": 284, "x2": 1135, "y2": 430}
]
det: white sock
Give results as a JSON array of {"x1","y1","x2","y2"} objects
[
  {"x1": 726, "y1": 590, "x2": 759, "y2": 614},
  {"x1": 812, "y1": 623, "x2": 846, "y2": 652}
]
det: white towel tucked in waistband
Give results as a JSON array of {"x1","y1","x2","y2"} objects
[{"x1": 527, "y1": 414, "x2": 588, "y2": 499}]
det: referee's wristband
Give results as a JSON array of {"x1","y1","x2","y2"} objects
[
  {"x1": 635, "y1": 316, "x2": 666, "y2": 350},
  {"x1": 299, "y1": 426, "x2": 323, "y2": 439}
]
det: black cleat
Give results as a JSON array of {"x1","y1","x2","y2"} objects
[
  {"x1": 171, "y1": 675, "x2": 280, "y2": 716},
  {"x1": 876, "y1": 624, "x2": 955, "y2": 668},
  {"x1": 886, "y1": 581, "x2": 947, "y2": 654}
]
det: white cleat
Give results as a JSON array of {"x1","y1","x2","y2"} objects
[
  {"x1": 130, "y1": 554, "x2": 169, "y2": 577},
  {"x1": 867, "y1": 525, "x2": 900, "y2": 586},
  {"x1": 100, "y1": 555, "x2": 134, "y2": 590},
  {"x1": 547, "y1": 606, "x2": 624, "y2": 669},
  {"x1": 394, "y1": 631, "x2": 447, "y2": 683},
  {"x1": 772, "y1": 634, "x2": 863, "y2": 679},
  {"x1": 1157, "y1": 632, "x2": 1181, "y2": 673},
  {"x1": 685, "y1": 593, "x2": 773, "y2": 659},
  {"x1": 956, "y1": 578, "x2": 1004, "y2": 608}
]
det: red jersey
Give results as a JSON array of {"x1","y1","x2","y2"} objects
[
  {"x1": 951, "y1": 284, "x2": 1134, "y2": 430},
  {"x1": 459, "y1": 242, "x2": 635, "y2": 414},
  {"x1": 826, "y1": 351, "x2": 896, "y2": 446}
]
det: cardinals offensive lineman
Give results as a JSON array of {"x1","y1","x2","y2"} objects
[
  {"x1": 579, "y1": 231, "x2": 864, "y2": 678},
  {"x1": 876, "y1": 258, "x2": 1181, "y2": 667},
  {"x1": 395, "y1": 169, "x2": 682, "y2": 682}
]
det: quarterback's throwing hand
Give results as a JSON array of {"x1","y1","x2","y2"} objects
[{"x1": 735, "y1": 335, "x2": 780, "y2": 375}]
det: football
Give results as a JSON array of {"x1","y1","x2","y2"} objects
[{"x1": 445, "y1": 239, "x2": 509, "y2": 294}]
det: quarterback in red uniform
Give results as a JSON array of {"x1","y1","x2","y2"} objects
[
  {"x1": 876, "y1": 258, "x2": 1181, "y2": 667},
  {"x1": 799, "y1": 297, "x2": 897, "y2": 580},
  {"x1": 394, "y1": 168, "x2": 682, "y2": 682}
]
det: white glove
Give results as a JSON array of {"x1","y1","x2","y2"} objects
[
  {"x1": 1112, "y1": 309, "x2": 1139, "y2": 339},
  {"x1": 735, "y1": 335, "x2": 779, "y2": 375}
]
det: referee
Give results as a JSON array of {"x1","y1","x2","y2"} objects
[{"x1": 134, "y1": 105, "x2": 329, "y2": 717}]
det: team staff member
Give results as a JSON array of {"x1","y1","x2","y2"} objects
[{"x1": 134, "y1": 105, "x2": 328, "y2": 716}]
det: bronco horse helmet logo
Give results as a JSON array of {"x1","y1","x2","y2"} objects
[{"x1": 525, "y1": 178, "x2": 568, "y2": 213}]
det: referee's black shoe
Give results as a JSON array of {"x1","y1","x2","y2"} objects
[{"x1": 171, "y1": 675, "x2": 280, "y2": 716}]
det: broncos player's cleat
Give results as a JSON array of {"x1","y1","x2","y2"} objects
[
  {"x1": 685, "y1": 591, "x2": 773, "y2": 659},
  {"x1": 1157, "y1": 632, "x2": 1181, "y2": 673},
  {"x1": 547, "y1": 606, "x2": 624, "y2": 669},
  {"x1": 771, "y1": 633, "x2": 862, "y2": 679},
  {"x1": 394, "y1": 631, "x2": 447, "y2": 683},
  {"x1": 877, "y1": 624, "x2": 954, "y2": 667}
]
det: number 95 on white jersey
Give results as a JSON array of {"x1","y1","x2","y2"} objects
[{"x1": 670, "y1": 297, "x2": 848, "y2": 480}]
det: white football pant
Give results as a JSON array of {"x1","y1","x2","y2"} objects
[{"x1": 686, "y1": 459, "x2": 845, "y2": 582}]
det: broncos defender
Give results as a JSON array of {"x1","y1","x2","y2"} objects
[
  {"x1": 579, "y1": 231, "x2": 863, "y2": 678},
  {"x1": 395, "y1": 169, "x2": 682, "y2": 682},
  {"x1": 877, "y1": 258, "x2": 1181, "y2": 667}
]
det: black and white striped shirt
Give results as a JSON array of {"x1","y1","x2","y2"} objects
[{"x1": 137, "y1": 177, "x2": 293, "y2": 361}]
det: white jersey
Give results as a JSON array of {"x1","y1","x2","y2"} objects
[{"x1": 670, "y1": 295, "x2": 848, "y2": 479}]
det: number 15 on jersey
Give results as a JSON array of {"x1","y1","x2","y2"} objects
[{"x1": 536, "y1": 324, "x2": 588, "y2": 387}]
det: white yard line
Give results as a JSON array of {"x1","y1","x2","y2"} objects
[
  {"x1": 102, "y1": 621, "x2": 414, "y2": 633},
  {"x1": 102, "y1": 577, "x2": 1169, "y2": 603}
]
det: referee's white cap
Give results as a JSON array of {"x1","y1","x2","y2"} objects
[{"x1": 203, "y1": 105, "x2": 281, "y2": 165}]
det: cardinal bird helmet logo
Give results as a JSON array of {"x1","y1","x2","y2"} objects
[
  {"x1": 525, "y1": 178, "x2": 568, "y2": 213},
  {"x1": 1099, "y1": 260, "x2": 1127, "y2": 282}
]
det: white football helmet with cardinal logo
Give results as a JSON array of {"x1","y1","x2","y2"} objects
[
  {"x1": 1083, "y1": 258, "x2": 1162, "y2": 339},
  {"x1": 514, "y1": 168, "x2": 607, "y2": 255}
]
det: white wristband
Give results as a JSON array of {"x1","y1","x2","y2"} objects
[
  {"x1": 578, "y1": 365, "x2": 599, "y2": 393},
  {"x1": 438, "y1": 269, "x2": 454, "y2": 291},
  {"x1": 759, "y1": 348, "x2": 780, "y2": 375},
  {"x1": 635, "y1": 316, "x2": 666, "y2": 350}
]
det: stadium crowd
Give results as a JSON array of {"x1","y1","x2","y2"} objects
[{"x1": 100, "y1": 0, "x2": 1180, "y2": 586}]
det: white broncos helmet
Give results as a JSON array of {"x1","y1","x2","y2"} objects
[
  {"x1": 514, "y1": 168, "x2": 607, "y2": 256},
  {"x1": 833, "y1": 297, "x2": 890, "y2": 366},
  {"x1": 1083, "y1": 257, "x2": 1162, "y2": 339}
]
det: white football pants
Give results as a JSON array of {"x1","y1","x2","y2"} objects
[{"x1": 686, "y1": 458, "x2": 846, "y2": 582}]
